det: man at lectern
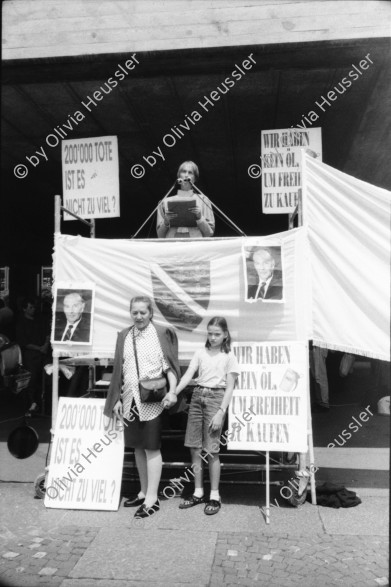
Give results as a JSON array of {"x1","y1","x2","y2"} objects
[{"x1": 156, "y1": 161, "x2": 215, "y2": 238}]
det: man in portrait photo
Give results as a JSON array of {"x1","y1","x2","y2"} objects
[
  {"x1": 54, "y1": 290, "x2": 92, "y2": 343},
  {"x1": 246, "y1": 247, "x2": 283, "y2": 301}
]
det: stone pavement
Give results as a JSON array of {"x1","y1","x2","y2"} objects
[
  {"x1": 0, "y1": 526, "x2": 99, "y2": 587},
  {"x1": 210, "y1": 533, "x2": 387, "y2": 586},
  {"x1": 0, "y1": 483, "x2": 388, "y2": 587}
]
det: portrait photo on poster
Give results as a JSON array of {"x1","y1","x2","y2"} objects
[
  {"x1": 52, "y1": 282, "x2": 95, "y2": 345},
  {"x1": 243, "y1": 244, "x2": 284, "y2": 303}
]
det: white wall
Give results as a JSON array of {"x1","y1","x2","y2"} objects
[{"x1": 3, "y1": 0, "x2": 390, "y2": 60}]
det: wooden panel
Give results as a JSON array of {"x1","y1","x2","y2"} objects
[{"x1": 3, "y1": 0, "x2": 391, "y2": 60}]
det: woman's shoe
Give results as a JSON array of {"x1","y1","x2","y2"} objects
[
  {"x1": 204, "y1": 499, "x2": 221, "y2": 515},
  {"x1": 134, "y1": 500, "x2": 160, "y2": 519},
  {"x1": 179, "y1": 494, "x2": 206, "y2": 509},
  {"x1": 124, "y1": 495, "x2": 145, "y2": 507}
]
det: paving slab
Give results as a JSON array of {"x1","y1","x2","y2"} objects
[
  {"x1": 318, "y1": 496, "x2": 389, "y2": 536},
  {"x1": 51, "y1": 508, "x2": 129, "y2": 528},
  {"x1": 152, "y1": 495, "x2": 325, "y2": 535},
  {"x1": 0, "y1": 482, "x2": 388, "y2": 586},
  {"x1": 0, "y1": 484, "x2": 69, "y2": 541},
  {"x1": 141, "y1": 496, "x2": 268, "y2": 533},
  {"x1": 69, "y1": 527, "x2": 217, "y2": 584},
  {"x1": 63, "y1": 582, "x2": 204, "y2": 587},
  {"x1": 314, "y1": 447, "x2": 389, "y2": 470},
  {"x1": 351, "y1": 487, "x2": 389, "y2": 498},
  {"x1": 0, "y1": 441, "x2": 48, "y2": 482},
  {"x1": 209, "y1": 532, "x2": 388, "y2": 587}
]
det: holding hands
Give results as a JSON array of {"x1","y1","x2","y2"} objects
[{"x1": 162, "y1": 391, "x2": 177, "y2": 410}]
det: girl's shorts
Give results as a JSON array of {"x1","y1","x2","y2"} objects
[{"x1": 184, "y1": 387, "x2": 226, "y2": 454}]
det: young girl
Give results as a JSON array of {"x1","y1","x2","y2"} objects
[{"x1": 174, "y1": 317, "x2": 239, "y2": 515}]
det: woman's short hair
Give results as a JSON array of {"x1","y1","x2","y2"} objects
[
  {"x1": 205, "y1": 316, "x2": 232, "y2": 354},
  {"x1": 177, "y1": 161, "x2": 199, "y2": 182},
  {"x1": 130, "y1": 296, "x2": 154, "y2": 318}
]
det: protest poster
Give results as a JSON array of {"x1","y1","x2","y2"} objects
[
  {"x1": 62, "y1": 136, "x2": 120, "y2": 220},
  {"x1": 261, "y1": 128, "x2": 322, "y2": 214},
  {"x1": 51, "y1": 281, "x2": 95, "y2": 346},
  {"x1": 227, "y1": 341, "x2": 308, "y2": 452},
  {"x1": 44, "y1": 398, "x2": 124, "y2": 510}
]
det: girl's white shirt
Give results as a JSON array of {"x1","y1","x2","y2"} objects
[{"x1": 189, "y1": 347, "x2": 239, "y2": 388}]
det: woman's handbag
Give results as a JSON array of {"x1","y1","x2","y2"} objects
[
  {"x1": 132, "y1": 329, "x2": 168, "y2": 403},
  {"x1": 139, "y1": 376, "x2": 167, "y2": 403}
]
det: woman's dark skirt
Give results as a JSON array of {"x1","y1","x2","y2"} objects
[{"x1": 123, "y1": 410, "x2": 163, "y2": 450}]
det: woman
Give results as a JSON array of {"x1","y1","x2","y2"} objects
[
  {"x1": 104, "y1": 296, "x2": 180, "y2": 519},
  {"x1": 156, "y1": 161, "x2": 215, "y2": 238}
]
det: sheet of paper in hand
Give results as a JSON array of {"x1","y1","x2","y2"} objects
[{"x1": 166, "y1": 196, "x2": 197, "y2": 227}]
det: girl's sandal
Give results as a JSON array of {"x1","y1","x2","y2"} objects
[
  {"x1": 179, "y1": 494, "x2": 206, "y2": 509},
  {"x1": 204, "y1": 499, "x2": 221, "y2": 515}
]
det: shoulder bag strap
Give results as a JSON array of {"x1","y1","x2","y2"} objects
[{"x1": 132, "y1": 327, "x2": 140, "y2": 379}]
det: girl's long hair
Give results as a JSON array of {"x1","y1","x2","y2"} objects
[{"x1": 205, "y1": 316, "x2": 231, "y2": 354}]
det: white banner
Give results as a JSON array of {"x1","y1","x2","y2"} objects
[
  {"x1": 228, "y1": 341, "x2": 308, "y2": 452},
  {"x1": 261, "y1": 128, "x2": 322, "y2": 214},
  {"x1": 44, "y1": 398, "x2": 124, "y2": 510},
  {"x1": 303, "y1": 153, "x2": 390, "y2": 360},
  {"x1": 52, "y1": 229, "x2": 310, "y2": 360},
  {"x1": 62, "y1": 136, "x2": 120, "y2": 220}
]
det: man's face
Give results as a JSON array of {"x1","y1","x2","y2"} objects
[
  {"x1": 253, "y1": 250, "x2": 275, "y2": 281},
  {"x1": 24, "y1": 303, "x2": 36, "y2": 319},
  {"x1": 63, "y1": 294, "x2": 85, "y2": 324}
]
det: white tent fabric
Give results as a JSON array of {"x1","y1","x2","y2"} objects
[
  {"x1": 52, "y1": 156, "x2": 390, "y2": 362},
  {"x1": 303, "y1": 153, "x2": 390, "y2": 361}
]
